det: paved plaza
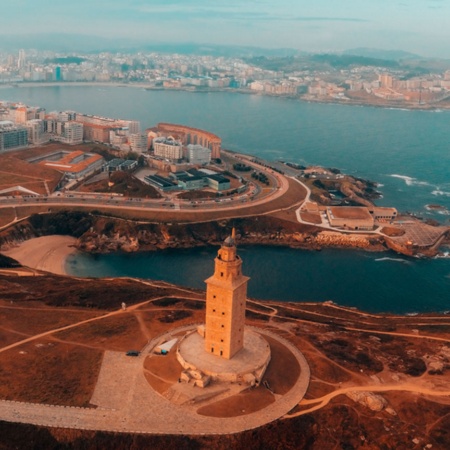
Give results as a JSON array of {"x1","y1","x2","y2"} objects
[{"x1": 0, "y1": 327, "x2": 310, "y2": 435}]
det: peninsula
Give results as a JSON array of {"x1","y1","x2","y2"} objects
[{"x1": 0, "y1": 255, "x2": 449, "y2": 449}]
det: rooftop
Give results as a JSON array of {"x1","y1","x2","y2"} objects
[{"x1": 328, "y1": 206, "x2": 373, "y2": 220}]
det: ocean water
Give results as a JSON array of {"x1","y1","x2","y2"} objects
[
  {"x1": 2, "y1": 86, "x2": 449, "y2": 312},
  {"x1": 66, "y1": 246, "x2": 450, "y2": 314}
]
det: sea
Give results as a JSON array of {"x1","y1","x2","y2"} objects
[{"x1": 2, "y1": 85, "x2": 449, "y2": 313}]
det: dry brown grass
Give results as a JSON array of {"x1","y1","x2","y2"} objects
[
  {"x1": 144, "y1": 351, "x2": 182, "y2": 383},
  {"x1": 263, "y1": 336, "x2": 300, "y2": 395},
  {"x1": 0, "y1": 341, "x2": 102, "y2": 406},
  {"x1": 0, "y1": 208, "x2": 16, "y2": 227},
  {"x1": 0, "y1": 307, "x2": 100, "y2": 339},
  {"x1": 300, "y1": 211, "x2": 322, "y2": 224},
  {"x1": 55, "y1": 314, "x2": 147, "y2": 352},
  {"x1": 143, "y1": 371, "x2": 172, "y2": 395},
  {"x1": 196, "y1": 386, "x2": 275, "y2": 418},
  {"x1": 0, "y1": 156, "x2": 62, "y2": 195},
  {"x1": 137, "y1": 309, "x2": 204, "y2": 339}
]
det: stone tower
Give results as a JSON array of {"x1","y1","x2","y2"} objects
[{"x1": 204, "y1": 229, "x2": 249, "y2": 359}]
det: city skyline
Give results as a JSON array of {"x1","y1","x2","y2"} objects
[{"x1": 2, "y1": 0, "x2": 450, "y2": 58}]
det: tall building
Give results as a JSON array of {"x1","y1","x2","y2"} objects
[
  {"x1": 129, "y1": 133, "x2": 147, "y2": 153},
  {"x1": 17, "y1": 49, "x2": 26, "y2": 70},
  {"x1": 379, "y1": 74, "x2": 394, "y2": 88},
  {"x1": 204, "y1": 230, "x2": 249, "y2": 359},
  {"x1": 61, "y1": 122, "x2": 84, "y2": 144},
  {"x1": 25, "y1": 119, "x2": 47, "y2": 145},
  {"x1": 0, "y1": 121, "x2": 28, "y2": 152},
  {"x1": 54, "y1": 66, "x2": 62, "y2": 81},
  {"x1": 187, "y1": 144, "x2": 211, "y2": 165}
]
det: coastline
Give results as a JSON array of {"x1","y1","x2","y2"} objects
[
  {"x1": 2, "y1": 235, "x2": 78, "y2": 275},
  {"x1": 2, "y1": 81, "x2": 450, "y2": 111}
]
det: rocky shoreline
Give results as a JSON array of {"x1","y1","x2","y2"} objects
[{"x1": 0, "y1": 212, "x2": 387, "y2": 257}]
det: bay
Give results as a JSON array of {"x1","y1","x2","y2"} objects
[
  {"x1": 2, "y1": 85, "x2": 449, "y2": 312},
  {"x1": 66, "y1": 246, "x2": 450, "y2": 314}
]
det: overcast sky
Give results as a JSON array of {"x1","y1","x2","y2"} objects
[{"x1": 3, "y1": 0, "x2": 450, "y2": 57}]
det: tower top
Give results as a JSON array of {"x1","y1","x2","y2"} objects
[{"x1": 223, "y1": 228, "x2": 236, "y2": 248}]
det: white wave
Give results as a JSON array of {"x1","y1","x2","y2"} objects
[
  {"x1": 406, "y1": 312, "x2": 418, "y2": 316},
  {"x1": 432, "y1": 189, "x2": 450, "y2": 197},
  {"x1": 375, "y1": 257, "x2": 410, "y2": 264},
  {"x1": 390, "y1": 174, "x2": 415, "y2": 186},
  {"x1": 390, "y1": 174, "x2": 430, "y2": 187}
]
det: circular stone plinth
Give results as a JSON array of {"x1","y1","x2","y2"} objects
[{"x1": 177, "y1": 328, "x2": 271, "y2": 383}]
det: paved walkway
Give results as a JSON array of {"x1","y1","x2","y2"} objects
[{"x1": 0, "y1": 327, "x2": 310, "y2": 435}]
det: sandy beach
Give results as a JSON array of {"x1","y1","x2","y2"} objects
[{"x1": 3, "y1": 235, "x2": 78, "y2": 275}]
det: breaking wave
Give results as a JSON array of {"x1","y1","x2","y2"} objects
[
  {"x1": 375, "y1": 257, "x2": 410, "y2": 264},
  {"x1": 390, "y1": 174, "x2": 431, "y2": 187},
  {"x1": 432, "y1": 189, "x2": 450, "y2": 197}
]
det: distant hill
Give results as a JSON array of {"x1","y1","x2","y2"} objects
[
  {"x1": 245, "y1": 53, "x2": 401, "y2": 72},
  {"x1": 311, "y1": 53, "x2": 399, "y2": 69},
  {"x1": 0, "y1": 33, "x2": 298, "y2": 57},
  {"x1": 343, "y1": 48, "x2": 422, "y2": 61}
]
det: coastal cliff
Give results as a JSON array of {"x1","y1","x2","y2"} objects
[{"x1": 0, "y1": 211, "x2": 387, "y2": 255}]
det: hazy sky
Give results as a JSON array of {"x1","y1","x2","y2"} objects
[{"x1": 3, "y1": 0, "x2": 450, "y2": 57}]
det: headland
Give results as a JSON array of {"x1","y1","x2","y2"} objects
[{"x1": 0, "y1": 263, "x2": 449, "y2": 449}]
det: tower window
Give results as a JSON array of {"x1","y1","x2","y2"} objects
[
  {"x1": 211, "y1": 348, "x2": 214, "y2": 353},
  {"x1": 213, "y1": 295, "x2": 216, "y2": 298},
  {"x1": 221, "y1": 339, "x2": 224, "y2": 342},
  {"x1": 220, "y1": 272, "x2": 224, "y2": 277},
  {"x1": 222, "y1": 312, "x2": 225, "y2": 315},
  {"x1": 221, "y1": 324, "x2": 224, "y2": 328},
  {"x1": 213, "y1": 309, "x2": 216, "y2": 312}
]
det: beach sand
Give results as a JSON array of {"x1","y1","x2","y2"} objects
[{"x1": 3, "y1": 235, "x2": 78, "y2": 275}]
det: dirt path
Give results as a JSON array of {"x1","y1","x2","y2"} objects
[
  {"x1": 134, "y1": 311, "x2": 152, "y2": 341},
  {"x1": 286, "y1": 383, "x2": 450, "y2": 418},
  {"x1": 0, "y1": 295, "x2": 179, "y2": 355}
]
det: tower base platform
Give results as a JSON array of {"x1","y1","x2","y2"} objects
[{"x1": 177, "y1": 327, "x2": 271, "y2": 386}]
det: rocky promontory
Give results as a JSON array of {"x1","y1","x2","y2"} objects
[{"x1": 0, "y1": 211, "x2": 387, "y2": 256}]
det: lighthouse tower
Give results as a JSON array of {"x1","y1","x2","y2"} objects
[{"x1": 204, "y1": 229, "x2": 249, "y2": 359}]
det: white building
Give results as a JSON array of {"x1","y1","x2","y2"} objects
[
  {"x1": 49, "y1": 121, "x2": 84, "y2": 145},
  {"x1": 153, "y1": 137, "x2": 183, "y2": 161},
  {"x1": 61, "y1": 122, "x2": 84, "y2": 144},
  {"x1": 25, "y1": 119, "x2": 48, "y2": 145},
  {"x1": 187, "y1": 144, "x2": 211, "y2": 165}
]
